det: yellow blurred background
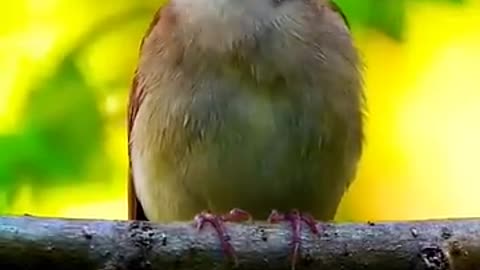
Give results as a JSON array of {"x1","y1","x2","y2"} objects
[{"x1": 0, "y1": 0, "x2": 479, "y2": 222}]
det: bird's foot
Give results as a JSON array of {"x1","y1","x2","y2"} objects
[
  {"x1": 194, "y1": 208, "x2": 252, "y2": 265},
  {"x1": 268, "y1": 209, "x2": 320, "y2": 270}
]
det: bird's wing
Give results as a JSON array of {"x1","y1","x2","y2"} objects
[
  {"x1": 326, "y1": 0, "x2": 351, "y2": 29},
  {"x1": 127, "y1": 7, "x2": 163, "y2": 221},
  {"x1": 314, "y1": 0, "x2": 351, "y2": 31}
]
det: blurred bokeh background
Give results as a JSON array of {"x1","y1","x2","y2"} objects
[{"x1": 0, "y1": 0, "x2": 479, "y2": 222}]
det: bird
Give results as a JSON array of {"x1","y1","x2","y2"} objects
[{"x1": 127, "y1": 0, "x2": 364, "y2": 269}]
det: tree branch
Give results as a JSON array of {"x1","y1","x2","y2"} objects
[{"x1": 0, "y1": 215, "x2": 480, "y2": 270}]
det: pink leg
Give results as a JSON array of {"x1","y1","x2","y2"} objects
[
  {"x1": 194, "y1": 208, "x2": 251, "y2": 265},
  {"x1": 268, "y1": 209, "x2": 319, "y2": 270}
]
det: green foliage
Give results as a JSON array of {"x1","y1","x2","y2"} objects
[
  {"x1": 335, "y1": 0, "x2": 467, "y2": 41},
  {"x1": 0, "y1": 5, "x2": 155, "y2": 208},
  {"x1": 0, "y1": 57, "x2": 103, "y2": 206},
  {"x1": 23, "y1": 57, "x2": 104, "y2": 180}
]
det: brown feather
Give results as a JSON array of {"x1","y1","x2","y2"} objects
[
  {"x1": 127, "y1": 71, "x2": 147, "y2": 220},
  {"x1": 127, "y1": 7, "x2": 163, "y2": 221}
]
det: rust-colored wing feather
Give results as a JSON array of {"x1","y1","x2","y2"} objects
[
  {"x1": 127, "y1": 7, "x2": 163, "y2": 221},
  {"x1": 127, "y1": 72, "x2": 147, "y2": 220}
]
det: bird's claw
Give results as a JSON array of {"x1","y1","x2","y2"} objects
[
  {"x1": 268, "y1": 209, "x2": 320, "y2": 270},
  {"x1": 193, "y1": 208, "x2": 252, "y2": 266}
]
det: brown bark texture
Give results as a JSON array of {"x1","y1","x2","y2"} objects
[{"x1": 0, "y1": 215, "x2": 480, "y2": 270}]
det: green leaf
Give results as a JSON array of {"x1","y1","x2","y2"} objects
[
  {"x1": 334, "y1": 0, "x2": 407, "y2": 41},
  {"x1": 335, "y1": 0, "x2": 468, "y2": 41},
  {"x1": 0, "y1": 5, "x2": 156, "y2": 207},
  {"x1": 0, "y1": 56, "x2": 105, "y2": 189}
]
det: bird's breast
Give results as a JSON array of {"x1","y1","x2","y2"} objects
[{"x1": 130, "y1": 73, "x2": 352, "y2": 220}]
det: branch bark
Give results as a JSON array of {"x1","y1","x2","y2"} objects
[{"x1": 0, "y1": 215, "x2": 480, "y2": 270}]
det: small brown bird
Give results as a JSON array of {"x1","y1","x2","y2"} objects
[{"x1": 127, "y1": 0, "x2": 364, "y2": 268}]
